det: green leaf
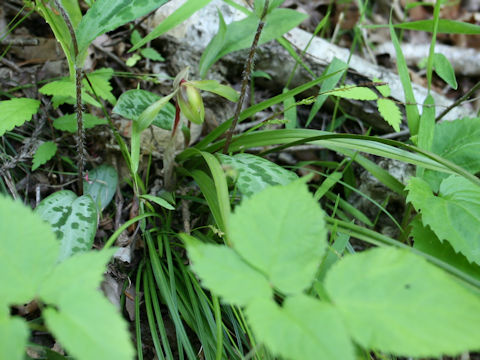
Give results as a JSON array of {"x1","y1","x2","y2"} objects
[
  {"x1": 325, "y1": 247, "x2": 480, "y2": 357},
  {"x1": 83, "y1": 68, "x2": 116, "y2": 105},
  {"x1": 35, "y1": 191, "x2": 98, "y2": 262},
  {"x1": 181, "y1": 234, "x2": 272, "y2": 306},
  {"x1": 139, "y1": 194, "x2": 175, "y2": 210},
  {"x1": 84, "y1": 165, "x2": 118, "y2": 211},
  {"x1": 418, "y1": 95, "x2": 435, "y2": 152},
  {"x1": 43, "y1": 293, "x2": 134, "y2": 360},
  {"x1": 61, "y1": 0, "x2": 82, "y2": 28},
  {"x1": 433, "y1": 53, "x2": 457, "y2": 89},
  {"x1": 198, "y1": 8, "x2": 227, "y2": 78},
  {"x1": 53, "y1": 113, "x2": 107, "y2": 133},
  {"x1": 130, "y1": 29, "x2": 142, "y2": 45},
  {"x1": 246, "y1": 296, "x2": 355, "y2": 360},
  {"x1": 406, "y1": 175, "x2": 480, "y2": 265},
  {"x1": 394, "y1": 19, "x2": 480, "y2": 34},
  {"x1": 377, "y1": 98, "x2": 401, "y2": 132},
  {"x1": 217, "y1": 153, "x2": 298, "y2": 198},
  {"x1": 188, "y1": 80, "x2": 239, "y2": 102},
  {"x1": 113, "y1": 89, "x2": 175, "y2": 130},
  {"x1": 0, "y1": 98, "x2": 40, "y2": 136},
  {"x1": 140, "y1": 47, "x2": 164, "y2": 61},
  {"x1": 423, "y1": 117, "x2": 480, "y2": 191},
  {"x1": 411, "y1": 218, "x2": 480, "y2": 282},
  {"x1": 0, "y1": 195, "x2": 59, "y2": 306},
  {"x1": 327, "y1": 85, "x2": 378, "y2": 101},
  {"x1": 229, "y1": 181, "x2": 327, "y2": 294},
  {"x1": 129, "y1": 0, "x2": 213, "y2": 52},
  {"x1": 76, "y1": 0, "x2": 169, "y2": 55},
  {"x1": 283, "y1": 87, "x2": 297, "y2": 129},
  {"x1": 39, "y1": 78, "x2": 101, "y2": 108},
  {"x1": 0, "y1": 316, "x2": 29, "y2": 360},
  {"x1": 126, "y1": 53, "x2": 141, "y2": 67},
  {"x1": 375, "y1": 79, "x2": 391, "y2": 97},
  {"x1": 32, "y1": 141, "x2": 58, "y2": 171},
  {"x1": 199, "y1": 8, "x2": 308, "y2": 76}
]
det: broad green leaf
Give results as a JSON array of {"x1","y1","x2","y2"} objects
[
  {"x1": 411, "y1": 218, "x2": 480, "y2": 282},
  {"x1": 327, "y1": 85, "x2": 378, "y2": 101},
  {"x1": 0, "y1": 195, "x2": 59, "y2": 305},
  {"x1": 325, "y1": 247, "x2": 480, "y2": 357},
  {"x1": 377, "y1": 98, "x2": 401, "y2": 132},
  {"x1": 32, "y1": 141, "x2": 58, "y2": 171},
  {"x1": 423, "y1": 117, "x2": 480, "y2": 191},
  {"x1": 229, "y1": 181, "x2": 327, "y2": 294},
  {"x1": 189, "y1": 80, "x2": 239, "y2": 102},
  {"x1": 83, "y1": 68, "x2": 116, "y2": 105},
  {"x1": 43, "y1": 294, "x2": 134, "y2": 360},
  {"x1": 246, "y1": 296, "x2": 354, "y2": 360},
  {"x1": 61, "y1": 0, "x2": 82, "y2": 28},
  {"x1": 217, "y1": 153, "x2": 298, "y2": 198},
  {"x1": 84, "y1": 165, "x2": 118, "y2": 211},
  {"x1": 0, "y1": 98, "x2": 40, "y2": 136},
  {"x1": 394, "y1": 19, "x2": 480, "y2": 34},
  {"x1": 139, "y1": 194, "x2": 175, "y2": 210},
  {"x1": 254, "y1": 0, "x2": 284, "y2": 17},
  {"x1": 39, "y1": 78, "x2": 100, "y2": 108},
  {"x1": 53, "y1": 113, "x2": 107, "y2": 133},
  {"x1": 76, "y1": 0, "x2": 169, "y2": 55},
  {"x1": 140, "y1": 47, "x2": 164, "y2": 61},
  {"x1": 433, "y1": 53, "x2": 457, "y2": 89},
  {"x1": 35, "y1": 191, "x2": 98, "y2": 262},
  {"x1": 199, "y1": 8, "x2": 307, "y2": 76},
  {"x1": 406, "y1": 175, "x2": 480, "y2": 264},
  {"x1": 181, "y1": 234, "x2": 272, "y2": 306},
  {"x1": 306, "y1": 58, "x2": 347, "y2": 126},
  {"x1": 0, "y1": 316, "x2": 29, "y2": 360},
  {"x1": 375, "y1": 79, "x2": 391, "y2": 97},
  {"x1": 130, "y1": 0, "x2": 213, "y2": 52},
  {"x1": 113, "y1": 89, "x2": 175, "y2": 130}
]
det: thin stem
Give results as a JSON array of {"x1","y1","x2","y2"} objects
[
  {"x1": 222, "y1": 0, "x2": 269, "y2": 154},
  {"x1": 436, "y1": 79, "x2": 480, "y2": 122}
]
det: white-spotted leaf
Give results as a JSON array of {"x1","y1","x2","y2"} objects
[
  {"x1": 0, "y1": 98, "x2": 40, "y2": 136},
  {"x1": 35, "y1": 191, "x2": 98, "y2": 262},
  {"x1": 229, "y1": 181, "x2": 326, "y2": 294},
  {"x1": 325, "y1": 247, "x2": 480, "y2": 357},
  {"x1": 84, "y1": 165, "x2": 118, "y2": 211},
  {"x1": 32, "y1": 141, "x2": 57, "y2": 171},
  {"x1": 406, "y1": 175, "x2": 480, "y2": 264},
  {"x1": 218, "y1": 153, "x2": 298, "y2": 198}
]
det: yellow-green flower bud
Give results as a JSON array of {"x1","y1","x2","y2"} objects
[{"x1": 177, "y1": 82, "x2": 205, "y2": 125}]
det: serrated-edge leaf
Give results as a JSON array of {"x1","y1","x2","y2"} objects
[
  {"x1": 53, "y1": 113, "x2": 107, "y2": 133},
  {"x1": 327, "y1": 85, "x2": 378, "y2": 101},
  {"x1": 32, "y1": 141, "x2": 58, "y2": 171},
  {"x1": 0, "y1": 98, "x2": 40, "y2": 136},
  {"x1": 377, "y1": 98, "x2": 401, "y2": 132},
  {"x1": 182, "y1": 234, "x2": 272, "y2": 306}
]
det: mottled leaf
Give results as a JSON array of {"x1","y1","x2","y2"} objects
[
  {"x1": 325, "y1": 247, "x2": 480, "y2": 357},
  {"x1": 182, "y1": 234, "x2": 272, "y2": 306},
  {"x1": 35, "y1": 191, "x2": 98, "y2": 262},
  {"x1": 53, "y1": 113, "x2": 107, "y2": 133},
  {"x1": 84, "y1": 165, "x2": 118, "y2": 211},
  {"x1": 406, "y1": 175, "x2": 480, "y2": 264},
  {"x1": 229, "y1": 181, "x2": 327, "y2": 294},
  {"x1": 76, "y1": 0, "x2": 169, "y2": 54},
  {"x1": 218, "y1": 153, "x2": 298, "y2": 198},
  {"x1": 0, "y1": 98, "x2": 40, "y2": 136},
  {"x1": 113, "y1": 89, "x2": 175, "y2": 130},
  {"x1": 246, "y1": 296, "x2": 355, "y2": 360},
  {"x1": 32, "y1": 141, "x2": 58, "y2": 171}
]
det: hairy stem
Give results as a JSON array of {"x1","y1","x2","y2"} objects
[{"x1": 222, "y1": 0, "x2": 269, "y2": 154}]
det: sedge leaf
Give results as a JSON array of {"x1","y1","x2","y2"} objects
[
  {"x1": 229, "y1": 181, "x2": 327, "y2": 294},
  {"x1": 407, "y1": 175, "x2": 480, "y2": 265},
  {"x1": 0, "y1": 98, "x2": 40, "y2": 136},
  {"x1": 325, "y1": 247, "x2": 480, "y2": 357},
  {"x1": 32, "y1": 141, "x2": 58, "y2": 171}
]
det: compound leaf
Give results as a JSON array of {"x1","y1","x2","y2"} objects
[
  {"x1": 406, "y1": 175, "x2": 480, "y2": 264},
  {"x1": 325, "y1": 247, "x2": 480, "y2": 357},
  {"x1": 182, "y1": 234, "x2": 272, "y2": 306},
  {"x1": 0, "y1": 195, "x2": 59, "y2": 306},
  {"x1": 229, "y1": 181, "x2": 326, "y2": 294},
  {"x1": 0, "y1": 98, "x2": 40, "y2": 136},
  {"x1": 32, "y1": 141, "x2": 58, "y2": 171},
  {"x1": 246, "y1": 296, "x2": 354, "y2": 360},
  {"x1": 35, "y1": 191, "x2": 98, "y2": 262},
  {"x1": 217, "y1": 153, "x2": 298, "y2": 198}
]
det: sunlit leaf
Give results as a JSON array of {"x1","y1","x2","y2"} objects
[{"x1": 0, "y1": 98, "x2": 40, "y2": 136}]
